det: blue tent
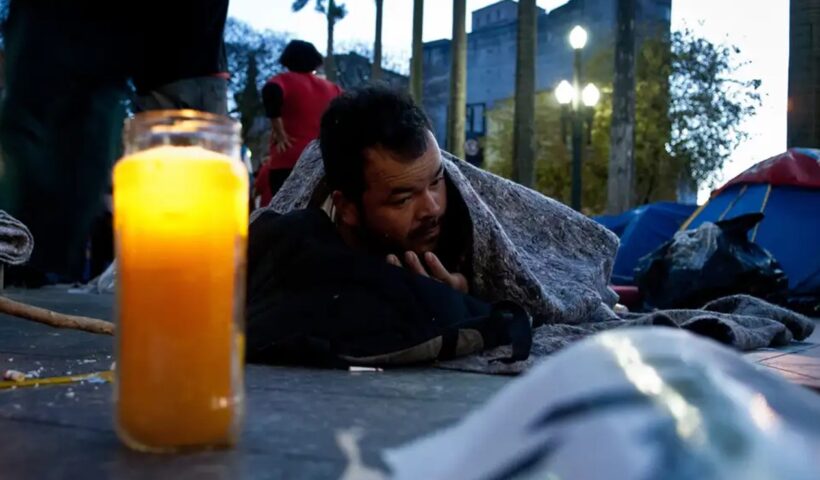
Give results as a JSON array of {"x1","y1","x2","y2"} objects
[
  {"x1": 682, "y1": 184, "x2": 820, "y2": 297},
  {"x1": 681, "y1": 148, "x2": 820, "y2": 298},
  {"x1": 595, "y1": 202, "x2": 697, "y2": 285}
]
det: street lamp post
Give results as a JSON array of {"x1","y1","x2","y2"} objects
[{"x1": 557, "y1": 25, "x2": 599, "y2": 212}]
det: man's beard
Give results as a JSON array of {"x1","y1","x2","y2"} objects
[
  {"x1": 405, "y1": 217, "x2": 442, "y2": 247},
  {"x1": 355, "y1": 208, "x2": 443, "y2": 256}
]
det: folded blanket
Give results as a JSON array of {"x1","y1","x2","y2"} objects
[
  {"x1": 441, "y1": 294, "x2": 814, "y2": 374},
  {"x1": 255, "y1": 143, "x2": 621, "y2": 326},
  {"x1": 254, "y1": 144, "x2": 815, "y2": 373},
  {"x1": 0, "y1": 210, "x2": 34, "y2": 265}
]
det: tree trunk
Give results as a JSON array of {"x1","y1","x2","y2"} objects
[
  {"x1": 512, "y1": 0, "x2": 537, "y2": 188},
  {"x1": 410, "y1": 0, "x2": 424, "y2": 103},
  {"x1": 372, "y1": 0, "x2": 384, "y2": 81},
  {"x1": 238, "y1": 55, "x2": 262, "y2": 144},
  {"x1": 447, "y1": 0, "x2": 467, "y2": 158},
  {"x1": 325, "y1": 0, "x2": 338, "y2": 82},
  {"x1": 606, "y1": 0, "x2": 636, "y2": 213}
]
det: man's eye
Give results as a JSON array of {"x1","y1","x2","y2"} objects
[
  {"x1": 392, "y1": 197, "x2": 412, "y2": 206},
  {"x1": 431, "y1": 176, "x2": 443, "y2": 187}
]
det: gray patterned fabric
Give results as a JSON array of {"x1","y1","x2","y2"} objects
[
  {"x1": 443, "y1": 295, "x2": 814, "y2": 374},
  {"x1": 0, "y1": 210, "x2": 34, "y2": 265},
  {"x1": 255, "y1": 144, "x2": 815, "y2": 374},
  {"x1": 254, "y1": 142, "x2": 621, "y2": 326}
]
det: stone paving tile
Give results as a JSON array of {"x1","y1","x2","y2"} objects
[
  {"x1": 744, "y1": 349, "x2": 792, "y2": 363},
  {"x1": 761, "y1": 347, "x2": 820, "y2": 380},
  {"x1": 758, "y1": 364, "x2": 820, "y2": 391},
  {"x1": 744, "y1": 321, "x2": 820, "y2": 390}
]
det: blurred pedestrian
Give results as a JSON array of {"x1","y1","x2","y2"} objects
[{"x1": 255, "y1": 40, "x2": 342, "y2": 207}]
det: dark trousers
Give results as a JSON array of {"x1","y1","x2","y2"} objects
[
  {"x1": 135, "y1": 76, "x2": 229, "y2": 116},
  {"x1": 0, "y1": 1, "x2": 129, "y2": 280}
]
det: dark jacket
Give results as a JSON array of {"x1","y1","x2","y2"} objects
[{"x1": 245, "y1": 208, "x2": 531, "y2": 367}]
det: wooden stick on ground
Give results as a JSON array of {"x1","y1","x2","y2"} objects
[{"x1": 0, "y1": 295, "x2": 114, "y2": 335}]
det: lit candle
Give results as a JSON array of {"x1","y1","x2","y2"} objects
[{"x1": 113, "y1": 112, "x2": 247, "y2": 452}]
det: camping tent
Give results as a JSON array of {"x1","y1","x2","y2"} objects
[
  {"x1": 595, "y1": 202, "x2": 697, "y2": 285},
  {"x1": 681, "y1": 148, "x2": 820, "y2": 300}
]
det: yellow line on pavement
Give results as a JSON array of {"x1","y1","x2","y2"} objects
[{"x1": 0, "y1": 370, "x2": 113, "y2": 390}]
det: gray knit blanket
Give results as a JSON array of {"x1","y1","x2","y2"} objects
[
  {"x1": 0, "y1": 210, "x2": 34, "y2": 265},
  {"x1": 255, "y1": 143, "x2": 815, "y2": 374}
]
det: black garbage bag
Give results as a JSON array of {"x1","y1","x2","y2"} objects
[{"x1": 635, "y1": 213, "x2": 788, "y2": 309}]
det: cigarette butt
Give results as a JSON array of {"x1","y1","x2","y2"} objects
[{"x1": 348, "y1": 366, "x2": 384, "y2": 373}]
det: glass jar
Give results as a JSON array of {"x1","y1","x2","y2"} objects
[{"x1": 113, "y1": 110, "x2": 247, "y2": 452}]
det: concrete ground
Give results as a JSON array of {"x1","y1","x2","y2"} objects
[{"x1": 0, "y1": 286, "x2": 818, "y2": 479}]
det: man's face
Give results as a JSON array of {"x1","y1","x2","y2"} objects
[{"x1": 347, "y1": 130, "x2": 447, "y2": 255}]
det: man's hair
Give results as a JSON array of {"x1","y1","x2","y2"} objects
[
  {"x1": 279, "y1": 40, "x2": 323, "y2": 72},
  {"x1": 320, "y1": 85, "x2": 432, "y2": 199}
]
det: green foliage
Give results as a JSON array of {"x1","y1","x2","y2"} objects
[
  {"x1": 669, "y1": 29, "x2": 762, "y2": 187},
  {"x1": 224, "y1": 18, "x2": 290, "y2": 96},
  {"x1": 224, "y1": 18, "x2": 290, "y2": 155},
  {"x1": 486, "y1": 29, "x2": 761, "y2": 213},
  {"x1": 487, "y1": 92, "x2": 598, "y2": 210},
  {"x1": 235, "y1": 56, "x2": 263, "y2": 141}
]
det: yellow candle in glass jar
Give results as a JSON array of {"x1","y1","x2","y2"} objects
[{"x1": 113, "y1": 143, "x2": 247, "y2": 452}]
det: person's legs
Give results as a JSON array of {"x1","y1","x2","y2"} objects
[
  {"x1": 135, "y1": 76, "x2": 228, "y2": 115},
  {"x1": 0, "y1": 1, "x2": 129, "y2": 282}
]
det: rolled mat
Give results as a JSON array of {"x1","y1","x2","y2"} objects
[{"x1": 0, "y1": 210, "x2": 34, "y2": 265}]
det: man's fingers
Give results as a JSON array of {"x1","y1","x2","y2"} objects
[
  {"x1": 404, "y1": 251, "x2": 428, "y2": 277},
  {"x1": 386, "y1": 254, "x2": 402, "y2": 267},
  {"x1": 426, "y1": 252, "x2": 469, "y2": 293},
  {"x1": 423, "y1": 252, "x2": 451, "y2": 282}
]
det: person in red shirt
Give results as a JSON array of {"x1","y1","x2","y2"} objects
[{"x1": 256, "y1": 40, "x2": 342, "y2": 207}]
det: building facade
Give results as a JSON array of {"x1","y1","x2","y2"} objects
[
  {"x1": 422, "y1": 0, "x2": 672, "y2": 148},
  {"x1": 334, "y1": 52, "x2": 409, "y2": 91}
]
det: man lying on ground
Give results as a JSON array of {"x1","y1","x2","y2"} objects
[
  {"x1": 245, "y1": 86, "x2": 813, "y2": 372},
  {"x1": 245, "y1": 86, "x2": 533, "y2": 366}
]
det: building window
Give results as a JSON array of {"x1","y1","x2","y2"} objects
[{"x1": 466, "y1": 103, "x2": 486, "y2": 136}]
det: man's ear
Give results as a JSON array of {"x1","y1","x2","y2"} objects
[{"x1": 332, "y1": 190, "x2": 360, "y2": 227}]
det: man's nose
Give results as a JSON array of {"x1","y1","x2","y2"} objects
[{"x1": 417, "y1": 189, "x2": 442, "y2": 218}]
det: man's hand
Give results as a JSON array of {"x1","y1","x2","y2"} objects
[{"x1": 386, "y1": 251, "x2": 469, "y2": 294}]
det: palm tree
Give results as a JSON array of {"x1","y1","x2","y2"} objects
[
  {"x1": 447, "y1": 0, "x2": 467, "y2": 158},
  {"x1": 292, "y1": 0, "x2": 347, "y2": 82},
  {"x1": 372, "y1": 0, "x2": 384, "y2": 81},
  {"x1": 607, "y1": 0, "x2": 637, "y2": 213},
  {"x1": 512, "y1": 0, "x2": 537, "y2": 188},
  {"x1": 410, "y1": 0, "x2": 424, "y2": 103}
]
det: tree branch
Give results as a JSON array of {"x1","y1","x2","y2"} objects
[{"x1": 0, "y1": 296, "x2": 114, "y2": 335}]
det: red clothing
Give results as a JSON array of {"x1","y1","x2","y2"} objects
[{"x1": 265, "y1": 72, "x2": 341, "y2": 170}]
